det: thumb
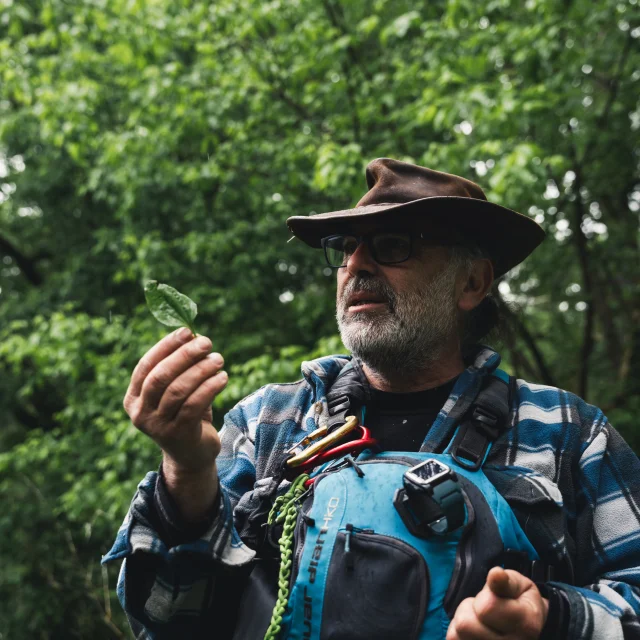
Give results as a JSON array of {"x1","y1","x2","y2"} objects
[{"x1": 487, "y1": 567, "x2": 529, "y2": 599}]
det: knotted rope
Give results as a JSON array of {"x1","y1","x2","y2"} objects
[{"x1": 263, "y1": 473, "x2": 310, "y2": 640}]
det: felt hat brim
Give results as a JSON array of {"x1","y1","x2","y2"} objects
[{"x1": 286, "y1": 196, "x2": 545, "y2": 278}]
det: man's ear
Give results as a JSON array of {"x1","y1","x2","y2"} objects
[{"x1": 457, "y1": 258, "x2": 494, "y2": 312}]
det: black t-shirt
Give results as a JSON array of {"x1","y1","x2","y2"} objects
[{"x1": 363, "y1": 377, "x2": 457, "y2": 451}]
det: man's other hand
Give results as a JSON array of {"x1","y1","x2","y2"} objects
[{"x1": 446, "y1": 567, "x2": 549, "y2": 640}]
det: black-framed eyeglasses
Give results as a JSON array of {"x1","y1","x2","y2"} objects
[{"x1": 321, "y1": 232, "x2": 413, "y2": 268}]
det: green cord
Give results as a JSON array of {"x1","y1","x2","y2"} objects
[{"x1": 264, "y1": 473, "x2": 310, "y2": 640}]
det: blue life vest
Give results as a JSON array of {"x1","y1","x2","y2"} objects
[
  {"x1": 279, "y1": 450, "x2": 538, "y2": 640},
  {"x1": 276, "y1": 370, "x2": 539, "y2": 640},
  {"x1": 232, "y1": 368, "x2": 546, "y2": 640}
]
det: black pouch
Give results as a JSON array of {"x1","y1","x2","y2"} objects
[{"x1": 320, "y1": 529, "x2": 429, "y2": 640}]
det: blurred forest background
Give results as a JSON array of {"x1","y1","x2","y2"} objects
[{"x1": 0, "y1": 0, "x2": 638, "y2": 637}]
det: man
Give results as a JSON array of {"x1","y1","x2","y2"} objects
[{"x1": 104, "y1": 159, "x2": 640, "y2": 639}]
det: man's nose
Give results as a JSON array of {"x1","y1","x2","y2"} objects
[{"x1": 345, "y1": 240, "x2": 379, "y2": 276}]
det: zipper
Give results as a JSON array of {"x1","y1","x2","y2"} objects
[
  {"x1": 316, "y1": 454, "x2": 422, "y2": 481},
  {"x1": 310, "y1": 454, "x2": 423, "y2": 489},
  {"x1": 357, "y1": 454, "x2": 423, "y2": 467}
]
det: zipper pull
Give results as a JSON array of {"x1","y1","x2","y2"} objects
[
  {"x1": 345, "y1": 456, "x2": 365, "y2": 478},
  {"x1": 345, "y1": 524, "x2": 354, "y2": 570},
  {"x1": 300, "y1": 511, "x2": 315, "y2": 527}
]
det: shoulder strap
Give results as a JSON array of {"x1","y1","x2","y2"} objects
[
  {"x1": 449, "y1": 370, "x2": 514, "y2": 471},
  {"x1": 325, "y1": 358, "x2": 371, "y2": 431}
]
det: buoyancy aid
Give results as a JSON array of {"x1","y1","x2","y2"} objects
[{"x1": 232, "y1": 366, "x2": 552, "y2": 640}]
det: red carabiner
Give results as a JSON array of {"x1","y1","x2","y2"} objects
[{"x1": 286, "y1": 425, "x2": 377, "y2": 483}]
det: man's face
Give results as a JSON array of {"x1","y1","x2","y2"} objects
[{"x1": 335, "y1": 226, "x2": 463, "y2": 377}]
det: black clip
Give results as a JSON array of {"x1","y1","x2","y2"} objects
[
  {"x1": 450, "y1": 373, "x2": 512, "y2": 471},
  {"x1": 472, "y1": 406, "x2": 500, "y2": 440},
  {"x1": 451, "y1": 405, "x2": 501, "y2": 471}
]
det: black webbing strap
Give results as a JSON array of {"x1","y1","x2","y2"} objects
[
  {"x1": 501, "y1": 549, "x2": 556, "y2": 583},
  {"x1": 450, "y1": 373, "x2": 513, "y2": 471},
  {"x1": 325, "y1": 358, "x2": 371, "y2": 432}
]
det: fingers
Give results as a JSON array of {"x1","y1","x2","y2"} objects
[
  {"x1": 473, "y1": 585, "x2": 531, "y2": 632},
  {"x1": 471, "y1": 569, "x2": 544, "y2": 636},
  {"x1": 175, "y1": 370, "x2": 229, "y2": 424},
  {"x1": 140, "y1": 335, "x2": 216, "y2": 408},
  {"x1": 446, "y1": 598, "x2": 503, "y2": 640},
  {"x1": 157, "y1": 352, "x2": 226, "y2": 418},
  {"x1": 127, "y1": 328, "x2": 194, "y2": 399},
  {"x1": 449, "y1": 570, "x2": 546, "y2": 640},
  {"x1": 122, "y1": 329, "x2": 228, "y2": 475},
  {"x1": 487, "y1": 567, "x2": 529, "y2": 599}
]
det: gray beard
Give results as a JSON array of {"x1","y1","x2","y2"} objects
[{"x1": 336, "y1": 263, "x2": 460, "y2": 379}]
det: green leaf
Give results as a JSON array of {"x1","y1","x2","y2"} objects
[{"x1": 143, "y1": 281, "x2": 198, "y2": 334}]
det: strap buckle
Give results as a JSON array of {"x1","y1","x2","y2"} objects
[
  {"x1": 451, "y1": 404, "x2": 502, "y2": 471},
  {"x1": 471, "y1": 405, "x2": 500, "y2": 439}
]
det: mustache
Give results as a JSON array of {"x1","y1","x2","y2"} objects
[{"x1": 340, "y1": 277, "x2": 396, "y2": 309}]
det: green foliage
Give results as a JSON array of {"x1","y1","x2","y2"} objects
[
  {"x1": 0, "y1": 0, "x2": 638, "y2": 636},
  {"x1": 144, "y1": 280, "x2": 198, "y2": 335}
]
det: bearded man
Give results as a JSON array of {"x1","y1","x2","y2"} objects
[{"x1": 104, "y1": 159, "x2": 640, "y2": 640}]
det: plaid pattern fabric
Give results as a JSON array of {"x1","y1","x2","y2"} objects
[{"x1": 102, "y1": 347, "x2": 640, "y2": 639}]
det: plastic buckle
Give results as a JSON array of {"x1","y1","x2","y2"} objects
[
  {"x1": 472, "y1": 406, "x2": 500, "y2": 440},
  {"x1": 393, "y1": 489, "x2": 440, "y2": 539},
  {"x1": 451, "y1": 431, "x2": 490, "y2": 470},
  {"x1": 327, "y1": 394, "x2": 350, "y2": 416},
  {"x1": 450, "y1": 405, "x2": 501, "y2": 471},
  {"x1": 395, "y1": 467, "x2": 465, "y2": 538}
]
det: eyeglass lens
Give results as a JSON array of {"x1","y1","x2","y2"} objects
[{"x1": 324, "y1": 233, "x2": 411, "y2": 267}]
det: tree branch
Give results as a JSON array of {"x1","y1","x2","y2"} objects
[
  {"x1": 569, "y1": 158, "x2": 595, "y2": 400},
  {"x1": 19, "y1": 474, "x2": 126, "y2": 638},
  {"x1": 542, "y1": 35, "x2": 633, "y2": 398},
  {"x1": 237, "y1": 37, "x2": 333, "y2": 137},
  {"x1": 579, "y1": 31, "x2": 633, "y2": 167},
  {"x1": 598, "y1": 258, "x2": 637, "y2": 383},
  {"x1": 563, "y1": 28, "x2": 630, "y2": 398},
  {"x1": 496, "y1": 294, "x2": 557, "y2": 387},
  {"x1": 0, "y1": 233, "x2": 44, "y2": 285},
  {"x1": 320, "y1": 0, "x2": 373, "y2": 82},
  {"x1": 500, "y1": 321, "x2": 539, "y2": 381}
]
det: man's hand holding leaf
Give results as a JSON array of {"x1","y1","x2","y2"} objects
[{"x1": 122, "y1": 283, "x2": 229, "y2": 521}]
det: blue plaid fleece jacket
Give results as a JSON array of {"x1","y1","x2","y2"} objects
[{"x1": 103, "y1": 347, "x2": 640, "y2": 639}]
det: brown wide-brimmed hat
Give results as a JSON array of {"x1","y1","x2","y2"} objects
[{"x1": 286, "y1": 158, "x2": 545, "y2": 277}]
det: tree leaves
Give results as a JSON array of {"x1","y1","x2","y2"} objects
[{"x1": 144, "y1": 280, "x2": 197, "y2": 335}]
